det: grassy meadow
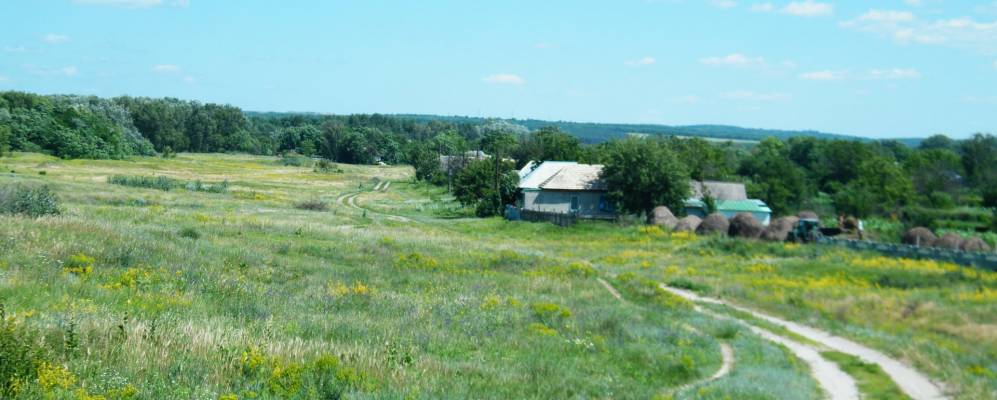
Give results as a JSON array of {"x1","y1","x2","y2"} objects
[{"x1": 0, "y1": 152, "x2": 994, "y2": 399}]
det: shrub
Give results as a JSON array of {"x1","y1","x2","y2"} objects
[
  {"x1": 108, "y1": 175, "x2": 180, "y2": 191},
  {"x1": 294, "y1": 200, "x2": 328, "y2": 212},
  {"x1": 0, "y1": 185, "x2": 60, "y2": 217},
  {"x1": 185, "y1": 180, "x2": 229, "y2": 193},
  {"x1": 531, "y1": 302, "x2": 572, "y2": 325},
  {"x1": 280, "y1": 153, "x2": 311, "y2": 167},
  {"x1": 314, "y1": 159, "x2": 343, "y2": 173},
  {"x1": 178, "y1": 227, "x2": 200, "y2": 240}
]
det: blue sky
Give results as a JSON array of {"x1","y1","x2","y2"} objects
[{"x1": 1, "y1": 0, "x2": 996, "y2": 139}]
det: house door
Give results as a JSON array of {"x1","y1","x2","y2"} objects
[{"x1": 570, "y1": 196, "x2": 579, "y2": 212}]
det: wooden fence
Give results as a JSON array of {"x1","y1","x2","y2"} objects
[{"x1": 518, "y1": 209, "x2": 578, "y2": 227}]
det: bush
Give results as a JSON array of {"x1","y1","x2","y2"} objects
[
  {"x1": 313, "y1": 159, "x2": 343, "y2": 173},
  {"x1": 108, "y1": 175, "x2": 180, "y2": 191},
  {"x1": 294, "y1": 200, "x2": 328, "y2": 212},
  {"x1": 280, "y1": 153, "x2": 312, "y2": 167},
  {"x1": 179, "y1": 227, "x2": 200, "y2": 240},
  {"x1": 0, "y1": 185, "x2": 60, "y2": 217}
]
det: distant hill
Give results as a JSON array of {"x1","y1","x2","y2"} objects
[{"x1": 393, "y1": 114, "x2": 879, "y2": 144}]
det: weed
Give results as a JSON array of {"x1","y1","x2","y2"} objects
[{"x1": 0, "y1": 184, "x2": 60, "y2": 217}]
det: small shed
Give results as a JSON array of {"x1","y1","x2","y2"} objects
[{"x1": 685, "y1": 199, "x2": 772, "y2": 226}]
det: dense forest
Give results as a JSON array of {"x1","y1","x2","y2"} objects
[{"x1": 1, "y1": 91, "x2": 994, "y2": 228}]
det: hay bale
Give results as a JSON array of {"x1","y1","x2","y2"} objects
[
  {"x1": 933, "y1": 232, "x2": 964, "y2": 250},
  {"x1": 843, "y1": 217, "x2": 858, "y2": 231},
  {"x1": 797, "y1": 210, "x2": 819, "y2": 220},
  {"x1": 901, "y1": 227, "x2": 936, "y2": 247},
  {"x1": 960, "y1": 237, "x2": 992, "y2": 252},
  {"x1": 696, "y1": 213, "x2": 729, "y2": 235},
  {"x1": 650, "y1": 206, "x2": 678, "y2": 229},
  {"x1": 674, "y1": 216, "x2": 702, "y2": 232},
  {"x1": 728, "y1": 212, "x2": 763, "y2": 239},
  {"x1": 761, "y1": 216, "x2": 799, "y2": 242}
]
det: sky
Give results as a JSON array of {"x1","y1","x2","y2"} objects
[{"x1": 1, "y1": 0, "x2": 996, "y2": 139}]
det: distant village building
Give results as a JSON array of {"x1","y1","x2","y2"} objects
[
  {"x1": 439, "y1": 150, "x2": 490, "y2": 173},
  {"x1": 684, "y1": 181, "x2": 772, "y2": 225},
  {"x1": 517, "y1": 161, "x2": 772, "y2": 224}
]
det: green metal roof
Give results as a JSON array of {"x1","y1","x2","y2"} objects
[{"x1": 684, "y1": 199, "x2": 771, "y2": 213}]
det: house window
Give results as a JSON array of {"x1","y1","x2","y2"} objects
[{"x1": 570, "y1": 196, "x2": 579, "y2": 212}]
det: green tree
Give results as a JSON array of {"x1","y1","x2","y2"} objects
[
  {"x1": 407, "y1": 141, "x2": 442, "y2": 182},
  {"x1": 903, "y1": 148, "x2": 963, "y2": 198},
  {"x1": 600, "y1": 137, "x2": 690, "y2": 221},
  {"x1": 452, "y1": 159, "x2": 518, "y2": 217},
  {"x1": 666, "y1": 136, "x2": 737, "y2": 181},
  {"x1": 480, "y1": 131, "x2": 518, "y2": 213},
  {"x1": 959, "y1": 133, "x2": 997, "y2": 189},
  {"x1": 834, "y1": 156, "x2": 913, "y2": 217},
  {"x1": 739, "y1": 137, "x2": 809, "y2": 215},
  {"x1": 514, "y1": 127, "x2": 581, "y2": 166},
  {"x1": 920, "y1": 134, "x2": 957, "y2": 151}
]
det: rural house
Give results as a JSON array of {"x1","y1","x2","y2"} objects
[
  {"x1": 517, "y1": 161, "x2": 771, "y2": 224},
  {"x1": 516, "y1": 161, "x2": 615, "y2": 219}
]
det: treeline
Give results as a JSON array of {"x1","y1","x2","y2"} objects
[{"x1": 1, "y1": 91, "x2": 994, "y2": 226}]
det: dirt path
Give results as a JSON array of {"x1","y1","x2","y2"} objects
[
  {"x1": 662, "y1": 285, "x2": 947, "y2": 400},
  {"x1": 596, "y1": 278, "x2": 736, "y2": 396},
  {"x1": 336, "y1": 190, "x2": 413, "y2": 223}
]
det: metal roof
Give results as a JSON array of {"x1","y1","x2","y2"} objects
[
  {"x1": 517, "y1": 161, "x2": 578, "y2": 190},
  {"x1": 539, "y1": 164, "x2": 608, "y2": 191},
  {"x1": 685, "y1": 199, "x2": 772, "y2": 213}
]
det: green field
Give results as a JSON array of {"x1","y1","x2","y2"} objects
[{"x1": 0, "y1": 153, "x2": 994, "y2": 399}]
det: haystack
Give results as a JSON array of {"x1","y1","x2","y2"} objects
[
  {"x1": 933, "y1": 232, "x2": 964, "y2": 250},
  {"x1": 797, "y1": 210, "x2": 819, "y2": 220},
  {"x1": 674, "y1": 216, "x2": 702, "y2": 232},
  {"x1": 696, "y1": 213, "x2": 729, "y2": 235},
  {"x1": 761, "y1": 216, "x2": 798, "y2": 242},
  {"x1": 650, "y1": 206, "x2": 678, "y2": 229},
  {"x1": 960, "y1": 237, "x2": 992, "y2": 252},
  {"x1": 901, "y1": 227, "x2": 936, "y2": 247},
  {"x1": 728, "y1": 212, "x2": 763, "y2": 239}
]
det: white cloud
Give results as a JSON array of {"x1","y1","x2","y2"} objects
[
  {"x1": 700, "y1": 53, "x2": 766, "y2": 67},
  {"x1": 0, "y1": 75, "x2": 8, "y2": 82},
  {"x1": 750, "y1": 3, "x2": 774, "y2": 12},
  {"x1": 72, "y1": 0, "x2": 188, "y2": 8},
  {"x1": 904, "y1": 0, "x2": 922, "y2": 6},
  {"x1": 781, "y1": 1, "x2": 833, "y2": 17},
  {"x1": 534, "y1": 42, "x2": 556, "y2": 49},
  {"x1": 183, "y1": 76, "x2": 196, "y2": 83},
  {"x1": 152, "y1": 64, "x2": 181, "y2": 73},
  {"x1": 29, "y1": 66, "x2": 78, "y2": 77},
  {"x1": 843, "y1": 10, "x2": 997, "y2": 53},
  {"x1": 41, "y1": 34, "x2": 70, "y2": 44},
  {"x1": 866, "y1": 68, "x2": 921, "y2": 80},
  {"x1": 993, "y1": 60, "x2": 997, "y2": 69},
  {"x1": 709, "y1": 0, "x2": 738, "y2": 9},
  {"x1": 482, "y1": 73, "x2": 525, "y2": 85},
  {"x1": 799, "y1": 70, "x2": 849, "y2": 80},
  {"x1": 721, "y1": 90, "x2": 791, "y2": 101},
  {"x1": 625, "y1": 56, "x2": 656, "y2": 66}
]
